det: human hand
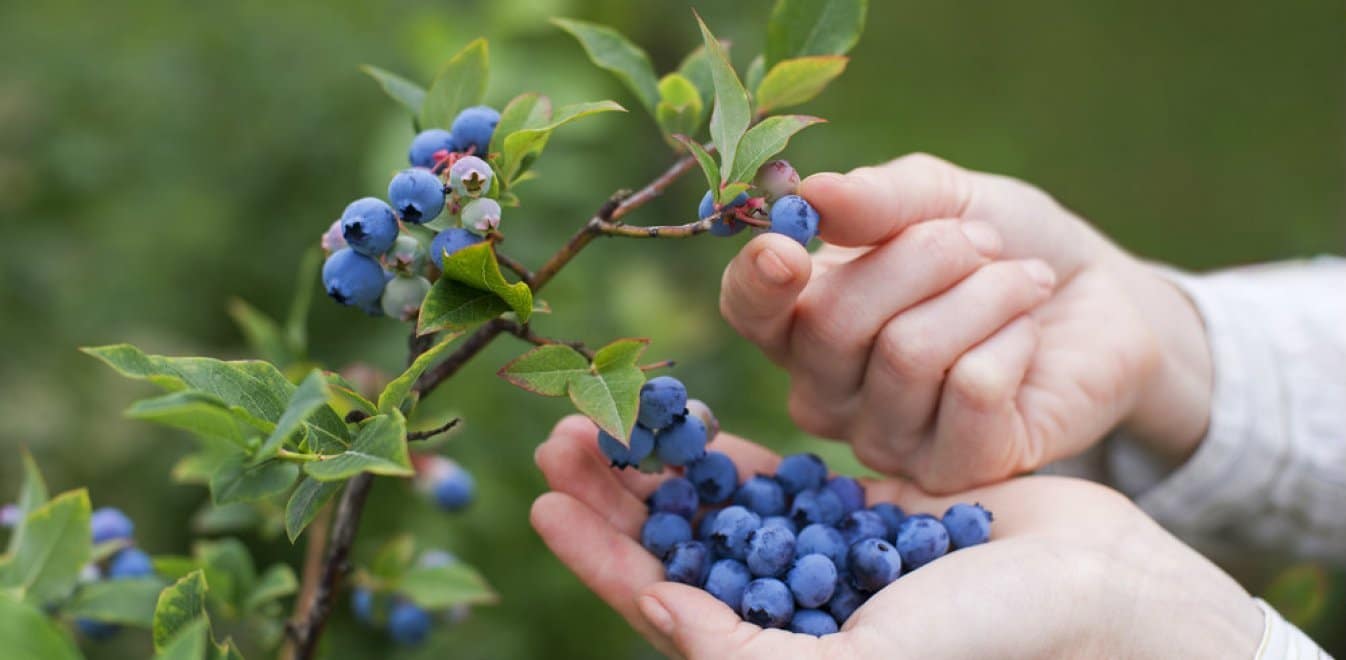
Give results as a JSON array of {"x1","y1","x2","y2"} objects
[
  {"x1": 720, "y1": 154, "x2": 1213, "y2": 491},
  {"x1": 530, "y1": 416, "x2": 1261, "y2": 659}
]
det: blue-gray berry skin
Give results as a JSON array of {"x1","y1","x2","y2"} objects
[
  {"x1": 387, "y1": 168, "x2": 445, "y2": 224},
  {"x1": 895, "y1": 514, "x2": 950, "y2": 570},
  {"x1": 450, "y1": 105, "x2": 500, "y2": 155},
  {"x1": 776, "y1": 453, "x2": 827, "y2": 495},
  {"x1": 826, "y1": 579, "x2": 868, "y2": 624},
  {"x1": 324, "y1": 248, "x2": 389, "y2": 308},
  {"x1": 653, "y1": 415, "x2": 707, "y2": 467},
  {"x1": 768, "y1": 194, "x2": 820, "y2": 246},
  {"x1": 108, "y1": 548, "x2": 154, "y2": 579},
  {"x1": 869, "y1": 503, "x2": 906, "y2": 542},
  {"x1": 825, "y1": 476, "x2": 866, "y2": 515},
  {"x1": 641, "y1": 512, "x2": 693, "y2": 560},
  {"x1": 837, "y1": 510, "x2": 888, "y2": 546},
  {"x1": 686, "y1": 451, "x2": 738, "y2": 504},
  {"x1": 761, "y1": 515, "x2": 797, "y2": 535},
  {"x1": 708, "y1": 505, "x2": 761, "y2": 560},
  {"x1": 705, "y1": 559, "x2": 752, "y2": 611},
  {"x1": 341, "y1": 197, "x2": 399, "y2": 257},
  {"x1": 745, "y1": 525, "x2": 796, "y2": 577},
  {"x1": 638, "y1": 376, "x2": 688, "y2": 429},
  {"x1": 847, "y1": 538, "x2": 903, "y2": 592},
  {"x1": 664, "y1": 540, "x2": 712, "y2": 586},
  {"x1": 787, "y1": 553, "x2": 838, "y2": 609},
  {"x1": 795, "y1": 523, "x2": 848, "y2": 571},
  {"x1": 740, "y1": 578, "x2": 794, "y2": 629},
  {"x1": 429, "y1": 228, "x2": 485, "y2": 270},
  {"x1": 942, "y1": 503, "x2": 993, "y2": 549},
  {"x1": 648, "y1": 477, "x2": 700, "y2": 520},
  {"x1": 597, "y1": 426, "x2": 655, "y2": 469},
  {"x1": 790, "y1": 487, "x2": 845, "y2": 527},
  {"x1": 387, "y1": 600, "x2": 432, "y2": 645},
  {"x1": 90, "y1": 507, "x2": 134, "y2": 544},
  {"x1": 789, "y1": 609, "x2": 839, "y2": 636},
  {"x1": 432, "y1": 467, "x2": 475, "y2": 511},
  {"x1": 696, "y1": 509, "x2": 719, "y2": 541},
  {"x1": 351, "y1": 587, "x2": 376, "y2": 625},
  {"x1": 408, "y1": 129, "x2": 458, "y2": 168},
  {"x1": 699, "y1": 190, "x2": 750, "y2": 237},
  {"x1": 733, "y1": 475, "x2": 787, "y2": 517}
]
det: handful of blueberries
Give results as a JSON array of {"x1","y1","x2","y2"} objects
[{"x1": 600, "y1": 377, "x2": 993, "y2": 636}]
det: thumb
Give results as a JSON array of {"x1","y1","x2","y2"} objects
[
  {"x1": 638, "y1": 582, "x2": 802, "y2": 659},
  {"x1": 802, "y1": 153, "x2": 974, "y2": 247},
  {"x1": 719, "y1": 233, "x2": 811, "y2": 361}
]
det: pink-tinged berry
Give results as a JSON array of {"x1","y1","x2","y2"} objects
[
  {"x1": 321, "y1": 219, "x2": 347, "y2": 254},
  {"x1": 754, "y1": 160, "x2": 800, "y2": 202},
  {"x1": 448, "y1": 156, "x2": 493, "y2": 198}
]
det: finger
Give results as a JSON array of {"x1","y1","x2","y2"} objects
[
  {"x1": 707, "y1": 432, "x2": 783, "y2": 479},
  {"x1": 719, "y1": 233, "x2": 813, "y2": 361},
  {"x1": 639, "y1": 582, "x2": 818, "y2": 659},
  {"x1": 800, "y1": 153, "x2": 975, "y2": 247},
  {"x1": 534, "y1": 416, "x2": 650, "y2": 537}
]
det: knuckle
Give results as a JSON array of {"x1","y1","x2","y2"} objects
[
  {"x1": 901, "y1": 221, "x2": 977, "y2": 274},
  {"x1": 947, "y1": 352, "x2": 1015, "y2": 411},
  {"x1": 791, "y1": 293, "x2": 858, "y2": 354},
  {"x1": 874, "y1": 318, "x2": 938, "y2": 378}
]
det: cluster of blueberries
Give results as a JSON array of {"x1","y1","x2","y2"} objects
[
  {"x1": 78, "y1": 508, "x2": 158, "y2": 640},
  {"x1": 320, "y1": 105, "x2": 504, "y2": 319},
  {"x1": 350, "y1": 549, "x2": 470, "y2": 646},
  {"x1": 701, "y1": 159, "x2": 821, "y2": 246},
  {"x1": 596, "y1": 376, "x2": 717, "y2": 472}
]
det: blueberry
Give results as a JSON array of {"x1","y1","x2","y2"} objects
[
  {"x1": 942, "y1": 503, "x2": 993, "y2": 549},
  {"x1": 448, "y1": 155, "x2": 493, "y2": 198},
  {"x1": 429, "y1": 227, "x2": 485, "y2": 270},
  {"x1": 707, "y1": 505, "x2": 761, "y2": 560},
  {"x1": 869, "y1": 503, "x2": 906, "y2": 542},
  {"x1": 641, "y1": 512, "x2": 693, "y2": 560},
  {"x1": 387, "y1": 600, "x2": 432, "y2": 645},
  {"x1": 790, "y1": 609, "x2": 839, "y2": 636},
  {"x1": 895, "y1": 514, "x2": 950, "y2": 570},
  {"x1": 648, "y1": 477, "x2": 699, "y2": 520},
  {"x1": 698, "y1": 190, "x2": 750, "y2": 237},
  {"x1": 638, "y1": 376, "x2": 688, "y2": 430},
  {"x1": 684, "y1": 398, "x2": 720, "y2": 441},
  {"x1": 432, "y1": 464, "x2": 475, "y2": 512},
  {"x1": 387, "y1": 168, "x2": 445, "y2": 224},
  {"x1": 775, "y1": 453, "x2": 827, "y2": 495},
  {"x1": 696, "y1": 509, "x2": 719, "y2": 541},
  {"x1": 825, "y1": 476, "x2": 866, "y2": 515},
  {"x1": 384, "y1": 233, "x2": 427, "y2": 273},
  {"x1": 761, "y1": 516, "x2": 797, "y2": 535},
  {"x1": 790, "y1": 488, "x2": 845, "y2": 527},
  {"x1": 380, "y1": 275, "x2": 431, "y2": 321},
  {"x1": 787, "y1": 553, "x2": 838, "y2": 608},
  {"x1": 597, "y1": 426, "x2": 655, "y2": 469},
  {"x1": 768, "y1": 194, "x2": 820, "y2": 246},
  {"x1": 90, "y1": 507, "x2": 134, "y2": 544},
  {"x1": 704, "y1": 559, "x2": 752, "y2": 611},
  {"x1": 653, "y1": 416, "x2": 707, "y2": 467},
  {"x1": 825, "y1": 579, "x2": 868, "y2": 624},
  {"x1": 754, "y1": 160, "x2": 800, "y2": 202},
  {"x1": 745, "y1": 525, "x2": 796, "y2": 577},
  {"x1": 323, "y1": 248, "x2": 388, "y2": 309},
  {"x1": 408, "y1": 129, "x2": 458, "y2": 168},
  {"x1": 107, "y1": 548, "x2": 154, "y2": 579},
  {"x1": 740, "y1": 578, "x2": 794, "y2": 628},
  {"x1": 664, "y1": 540, "x2": 711, "y2": 586},
  {"x1": 351, "y1": 587, "x2": 376, "y2": 625},
  {"x1": 686, "y1": 451, "x2": 738, "y2": 504},
  {"x1": 340, "y1": 197, "x2": 399, "y2": 257},
  {"x1": 837, "y1": 510, "x2": 888, "y2": 546},
  {"x1": 76, "y1": 619, "x2": 121, "y2": 640},
  {"x1": 795, "y1": 524, "x2": 848, "y2": 571},
  {"x1": 450, "y1": 105, "x2": 500, "y2": 155},
  {"x1": 848, "y1": 538, "x2": 902, "y2": 592},
  {"x1": 733, "y1": 476, "x2": 787, "y2": 517},
  {"x1": 461, "y1": 197, "x2": 502, "y2": 232}
]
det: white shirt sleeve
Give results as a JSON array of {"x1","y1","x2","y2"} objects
[{"x1": 1254, "y1": 598, "x2": 1335, "y2": 659}]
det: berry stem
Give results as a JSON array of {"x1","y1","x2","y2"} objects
[
  {"x1": 276, "y1": 449, "x2": 320, "y2": 463},
  {"x1": 406, "y1": 417, "x2": 462, "y2": 442}
]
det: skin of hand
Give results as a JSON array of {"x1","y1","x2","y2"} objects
[
  {"x1": 531, "y1": 416, "x2": 1263, "y2": 660},
  {"x1": 719, "y1": 153, "x2": 1214, "y2": 492}
]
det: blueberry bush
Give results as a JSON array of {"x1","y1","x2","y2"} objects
[{"x1": 0, "y1": 2, "x2": 869, "y2": 658}]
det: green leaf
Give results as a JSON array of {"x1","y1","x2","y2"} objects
[
  {"x1": 726, "y1": 114, "x2": 826, "y2": 184},
  {"x1": 284, "y1": 478, "x2": 340, "y2": 543},
  {"x1": 378, "y1": 333, "x2": 464, "y2": 414},
  {"x1": 424, "y1": 241, "x2": 533, "y2": 329},
  {"x1": 677, "y1": 43, "x2": 722, "y2": 113},
  {"x1": 0, "y1": 596, "x2": 82, "y2": 660},
  {"x1": 127, "y1": 391, "x2": 254, "y2": 449},
  {"x1": 91, "y1": 539, "x2": 131, "y2": 563},
  {"x1": 499, "y1": 100, "x2": 626, "y2": 185},
  {"x1": 194, "y1": 539, "x2": 255, "y2": 614},
  {"x1": 360, "y1": 65, "x2": 427, "y2": 117},
  {"x1": 212, "y1": 638, "x2": 246, "y2": 660},
  {"x1": 419, "y1": 39, "x2": 489, "y2": 131},
  {"x1": 172, "y1": 443, "x2": 237, "y2": 486},
  {"x1": 1, "y1": 490, "x2": 91, "y2": 606},
  {"x1": 62, "y1": 577, "x2": 165, "y2": 627},
  {"x1": 745, "y1": 55, "x2": 767, "y2": 97},
  {"x1": 323, "y1": 372, "x2": 377, "y2": 419},
  {"x1": 397, "y1": 562, "x2": 498, "y2": 610},
  {"x1": 209, "y1": 456, "x2": 298, "y2": 506},
  {"x1": 755, "y1": 56, "x2": 848, "y2": 114},
  {"x1": 490, "y1": 93, "x2": 552, "y2": 157},
  {"x1": 153, "y1": 570, "x2": 208, "y2": 653},
  {"x1": 303, "y1": 411, "x2": 412, "y2": 481},
  {"x1": 227, "y1": 298, "x2": 289, "y2": 367},
  {"x1": 655, "y1": 74, "x2": 705, "y2": 145},
  {"x1": 152, "y1": 556, "x2": 201, "y2": 583},
  {"x1": 720, "y1": 181, "x2": 752, "y2": 201},
  {"x1": 568, "y1": 339, "x2": 648, "y2": 442},
  {"x1": 417, "y1": 280, "x2": 511, "y2": 334},
  {"x1": 670, "y1": 135, "x2": 720, "y2": 199},
  {"x1": 498, "y1": 345, "x2": 590, "y2": 397},
  {"x1": 765, "y1": 0, "x2": 868, "y2": 67},
  {"x1": 243, "y1": 564, "x2": 296, "y2": 613},
  {"x1": 253, "y1": 370, "x2": 331, "y2": 462},
  {"x1": 155, "y1": 617, "x2": 208, "y2": 660},
  {"x1": 369, "y1": 534, "x2": 416, "y2": 582},
  {"x1": 694, "y1": 12, "x2": 751, "y2": 186},
  {"x1": 551, "y1": 18, "x2": 659, "y2": 114},
  {"x1": 5, "y1": 449, "x2": 49, "y2": 556}
]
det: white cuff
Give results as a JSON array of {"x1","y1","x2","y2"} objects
[{"x1": 1254, "y1": 598, "x2": 1333, "y2": 659}]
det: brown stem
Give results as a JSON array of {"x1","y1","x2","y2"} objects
[
  {"x1": 287, "y1": 473, "x2": 375, "y2": 659},
  {"x1": 499, "y1": 319, "x2": 595, "y2": 360},
  {"x1": 281, "y1": 502, "x2": 332, "y2": 660},
  {"x1": 407, "y1": 417, "x2": 461, "y2": 442},
  {"x1": 493, "y1": 246, "x2": 534, "y2": 282}
]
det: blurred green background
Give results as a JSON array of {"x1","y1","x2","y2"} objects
[{"x1": 1, "y1": 0, "x2": 1342, "y2": 657}]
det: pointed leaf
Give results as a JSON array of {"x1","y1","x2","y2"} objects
[
  {"x1": 694, "y1": 12, "x2": 751, "y2": 185},
  {"x1": 254, "y1": 370, "x2": 331, "y2": 462},
  {"x1": 284, "y1": 477, "x2": 340, "y2": 543},
  {"x1": 677, "y1": 42, "x2": 727, "y2": 113},
  {"x1": 551, "y1": 18, "x2": 659, "y2": 114},
  {"x1": 227, "y1": 298, "x2": 289, "y2": 367},
  {"x1": 1, "y1": 490, "x2": 91, "y2": 606},
  {"x1": 194, "y1": 538, "x2": 256, "y2": 613},
  {"x1": 765, "y1": 0, "x2": 868, "y2": 67},
  {"x1": 243, "y1": 564, "x2": 296, "y2": 613},
  {"x1": 567, "y1": 339, "x2": 648, "y2": 442},
  {"x1": 755, "y1": 56, "x2": 848, "y2": 114},
  {"x1": 397, "y1": 562, "x2": 499, "y2": 610},
  {"x1": 656, "y1": 74, "x2": 705, "y2": 144},
  {"x1": 419, "y1": 39, "x2": 489, "y2": 131},
  {"x1": 429, "y1": 241, "x2": 533, "y2": 327},
  {"x1": 6, "y1": 449, "x2": 49, "y2": 555},
  {"x1": 670, "y1": 135, "x2": 719, "y2": 198},
  {"x1": 210, "y1": 456, "x2": 299, "y2": 506},
  {"x1": 360, "y1": 65, "x2": 427, "y2": 117},
  {"x1": 418, "y1": 280, "x2": 512, "y2": 334},
  {"x1": 498, "y1": 345, "x2": 589, "y2": 396},
  {"x1": 303, "y1": 411, "x2": 412, "y2": 481},
  {"x1": 726, "y1": 115, "x2": 826, "y2": 184},
  {"x1": 323, "y1": 372, "x2": 377, "y2": 418},
  {"x1": 490, "y1": 93, "x2": 552, "y2": 156},
  {"x1": 153, "y1": 570, "x2": 208, "y2": 653},
  {"x1": 0, "y1": 597, "x2": 81, "y2": 660},
  {"x1": 378, "y1": 333, "x2": 464, "y2": 413},
  {"x1": 155, "y1": 617, "x2": 209, "y2": 660},
  {"x1": 499, "y1": 100, "x2": 626, "y2": 184},
  {"x1": 62, "y1": 577, "x2": 165, "y2": 627},
  {"x1": 212, "y1": 638, "x2": 246, "y2": 660},
  {"x1": 127, "y1": 391, "x2": 254, "y2": 449}
]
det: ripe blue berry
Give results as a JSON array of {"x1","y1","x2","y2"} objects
[
  {"x1": 76, "y1": 619, "x2": 121, "y2": 640},
  {"x1": 450, "y1": 105, "x2": 500, "y2": 155},
  {"x1": 698, "y1": 190, "x2": 750, "y2": 237},
  {"x1": 741, "y1": 578, "x2": 794, "y2": 629},
  {"x1": 341, "y1": 197, "x2": 399, "y2": 257},
  {"x1": 895, "y1": 514, "x2": 950, "y2": 570},
  {"x1": 754, "y1": 160, "x2": 800, "y2": 202},
  {"x1": 664, "y1": 540, "x2": 711, "y2": 586},
  {"x1": 90, "y1": 507, "x2": 134, "y2": 544},
  {"x1": 869, "y1": 503, "x2": 905, "y2": 542},
  {"x1": 733, "y1": 475, "x2": 787, "y2": 517},
  {"x1": 837, "y1": 510, "x2": 888, "y2": 546},
  {"x1": 795, "y1": 524, "x2": 848, "y2": 571},
  {"x1": 745, "y1": 525, "x2": 796, "y2": 577},
  {"x1": 408, "y1": 129, "x2": 458, "y2": 168},
  {"x1": 432, "y1": 464, "x2": 475, "y2": 512},
  {"x1": 790, "y1": 609, "x2": 839, "y2": 636},
  {"x1": 708, "y1": 505, "x2": 761, "y2": 560},
  {"x1": 448, "y1": 155, "x2": 493, "y2": 198},
  {"x1": 638, "y1": 376, "x2": 688, "y2": 430},
  {"x1": 942, "y1": 503, "x2": 993, "y2": 549},
  {"x1": 430, "y1": 227, "x2": 485, "y2": 269},
  {"x1": 323, "y1": 248, "x2": 388, "y2": 309},
  {"x1": 597, "y1": 426, "x2": 655, "y2": 469},
  {"x1": 461, "y1": 197, "x2": 502, "y2": 232},
  {"x1": 705, "y1": 559, "x2": 752, "y2": 611},
  {"x1": 787, "y1": 553, "x2": 838, "y2": 608},
  {"x1": 387, "y1": 168, "x2": 445, "y2": 225},
  {"x1": 761, "y1": 515, "x2": 797, "y2": 535},
  {"x1": 653, "y1": 415, "x2": 707, "y2": 467},
  {"x1": 847, "y1": 538, "x2": 902, "y2": 592},
  {"x1": 825, "y1": 476, "x2": 866, "y2": 515},
  {"x1": 790, "y1": 487, "x2": 844, "y2": 527},
  {"x1": 641, "y1": 512, "x2": 693, "y2": 560},
  {"x1": 768, "y1": 194, "x2": 820, "y2": 246},
  {"x1": 775, "y1": 453, "x2": 827, "y2": 495},
  {"x1": 351, "y1": 587, "x2": 376, "y2": 625},
  {"x1": 107, "y1": 548, "x2": 154, "y2": 579},
  {"x1": 686, "y1": 451, "x2": 738, "y2": 504},
  {"x1": 380, "y1": 275, "x2": 431, "y2": 321},
  {"x1": 387, "y1": 600, "x2": 432, "y2": 645},
  {"x1": 696, "y1": 509, "x2": 719, "y2": 541},
  {"x1": 826, "y1": 579, "x2": 868, "y2": 624},
  {"x1": 648, "y1": 477, "x2": 699, "y2": 520}
]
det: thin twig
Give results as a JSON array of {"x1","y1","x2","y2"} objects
[
  {"x1": 499, "y1": 319, "x2": 595, "y2": 359},
  {"x1": 281, "y1": 502, "x2": 332, "y2": 660},
  {"x1": 493, "y1": 247, "x2": 534, "y2": 282},
  {"x1": 407, "y1": 417, "x2": 461, "y2": 442}
]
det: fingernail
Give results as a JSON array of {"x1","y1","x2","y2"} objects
[
  {"x1": 960, "y1": 221, "x2": 1001, "y2": 256},
  {"x1": 638, "y1": 595, "x2": 674, "y2": 636},
  {"x1": 754, "y1": 248, "x2": 793, "y2": 286},
  {"x1": 1022, "y1": 259, "x2": 1056, "y2": 289}
]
